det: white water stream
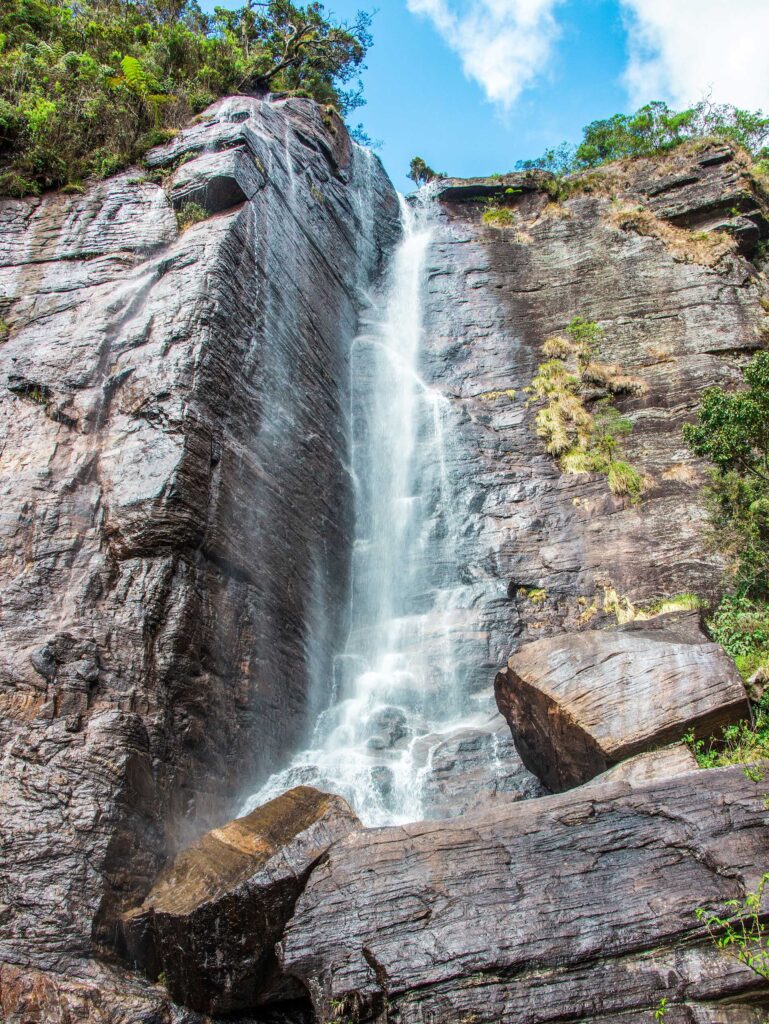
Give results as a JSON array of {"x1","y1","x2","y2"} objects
[{"x1": 242, "y1": 194, "x2": 495, "y2": 825}]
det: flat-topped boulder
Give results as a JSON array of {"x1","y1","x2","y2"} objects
[
  {"x1": 121, "y1": 786, "x2": 359, "y2": 1013},
  {"x1": 494, "y1": 613, "x2": 749, "y2": 790}
]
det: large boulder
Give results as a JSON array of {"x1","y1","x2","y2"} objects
[
  {"x1": 280, "y1": 766, "x2": 769, "y2": 1024},
  {"x1": 121, "y1": 786, "x2": 359, "y2": 1013},
  {"x1": 494, "y1": 613, "x2": 749, "y2": 790}
]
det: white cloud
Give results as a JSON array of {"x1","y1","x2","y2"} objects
[
  {"x1": 621, "y1": 0, "x2": 769, "y2": 111},
  {"x1": 406, "y1": 0, "x2": 563, "y2": 109}
]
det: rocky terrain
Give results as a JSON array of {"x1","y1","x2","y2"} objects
[
  {"x1": 1, "y1": 96, "x2": 768, "y2": 1021},
  {"x1": 0, "y1": 95, "x2": 399, "y2": 1019}
]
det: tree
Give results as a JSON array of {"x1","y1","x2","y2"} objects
[
  {"x1": 517, "y1": 100, "x2": 769, "y2": 177},
  {"x1": 408, "y1": 156, "x2": 441, "y2": 186},
  {"x1": 683, "y1": 351, "x2": 769, "y2": 596},
  {"x1": 684, "y1": 352, "x2": 769, "y2": 482},
  {"x1": 0, "y1": 0, "x2": 373, "y2": 195},
  {"x1": 224, "y1": 1, "x2": 371, "y2": 112}
]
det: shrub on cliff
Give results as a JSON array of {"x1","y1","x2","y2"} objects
[
  {"x1": 527, "y1": 317, "x2": 645, "y2": 501},
  {"x1": 0, "y1": 0, "x2": 371, "y2": 196},
  {"x1": 684, "y1": 351, "x2": 769, "y2": 684},
  {"x1": 684, "y1": 351, "x2": 769, "y2": 599},
  {"x1": 518, "y1": 100, "x2": 769, "y2": 175},
  {"x1": 407, "y1": 156, "x2": 443, "y2": 186}
]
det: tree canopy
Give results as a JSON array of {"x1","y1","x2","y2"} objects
[
  {"x1": 518, "y1": 100, "x2": 769, "y2": 176},
  {"x1": 407, "y1": 156, "x2": 443, "y2": 186},
  {"x1": 0, "y1": 0, "x2": 371, "y2": 196}
]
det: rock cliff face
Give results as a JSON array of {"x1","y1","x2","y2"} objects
[
  {"x1": 1, "y1": 98, "x2": 768, "y2": 1022},
  {"x1": 0, "y1": 95, "x2": 398, "y2": 1017},
  {"x1": 421, "y1": 141, "x2": 769, "y2": 691}
]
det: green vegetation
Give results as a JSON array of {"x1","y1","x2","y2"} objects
[
  {"x1": 175, "y1": 200, "x2": 207, "y2": 230},
  {"x1": 517, "y1": 587, "x2": 547, "y2": 605},
  {"x1": 684, "y1": 700, "x2": 769, "y2": 778},
  {"x1": 481, "y1": 201, "x2": 515, "y2": 227},
  {"x1": 527, "y1": 317, "x2": 645, "y2": 500},
  {"x1": 653, "y1": 998, "x2": 668, "y2": 1022},
  {"x1": 407, "y1": 156, "x2": 443, "y2": 186},
  {"x1": 639, "y1": 592, "x2": 704, "y2": 617},
  {"x1": 696, "y1": 873, "x2": 769, "y2": 980},
  {"x1": 683, "y1": 351, "x2": 769, "y2": 683},
  {"x1": 0, "y1": 0, "x2": 372, "y2": 196},
  {"x1": 684, "y1": 352, "x2": 769, "y2": 599},
  {"x1": 518, "y1": 100, "x2": 769, "y2": 176}
]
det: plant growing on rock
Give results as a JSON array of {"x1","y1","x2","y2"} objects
[
  {"x1": 175, "y1": 201, "x2": 208, "y2": 230},
  {"x1": 696, "y1": 873, "x2": 769, "y2": 981},
  {"x1": 683, "y1": 699, "x2": 769, "y2": 777},
  {"x1": 527, "y1": 318, "x2": 645, "y2": 500},
  {"x1": 517, "y1": 100, "x2": 769, "y2": 175},
  {"x1": 684, "y1": 351, "x2": 769, "y2": 678},
  {"x1": 408, "y1": 156, "x2": 442, "y2": 186},
  {"x1": 481, "y1": 201, "x2": 516, "y2": 227}
]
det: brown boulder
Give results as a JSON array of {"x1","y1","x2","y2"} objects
[
  {"x1": 281, "y1": 766, "x2": 769, "y2": 1024},
  {"x1": 495, "y1": 613, "x2": 748, "y2": 790},
  {"x1": 585, "y1": 743, "x2": 699, "y2": 787},
  {"x1": 121, "y1": 786, "x2": 359, "y2": 1013}
]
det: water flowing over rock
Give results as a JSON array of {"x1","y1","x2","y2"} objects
[
  {"x1": 0, "y1": 95, "x2": 398, "y2": 1015},
  {"x1": 242, "y1": 193, "x2": 543, "y2": 826},
  {"x1": 2, "y1": 95, "x2": 769, "y2": 1020},
  {"x1": 495, "y1": 612, "x2": 749, "y2": 790}
]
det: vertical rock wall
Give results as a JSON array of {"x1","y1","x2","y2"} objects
[
  {"x1": 416, "y1": 143, "x2": 769, "y2": 691},
  {"x1": 0, "y1": 95, "x2": 398, "y2": 993}
]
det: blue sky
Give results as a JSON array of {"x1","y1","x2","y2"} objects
[{"x1": 201, "y1": 1, "x2": 769, "y2": 192}]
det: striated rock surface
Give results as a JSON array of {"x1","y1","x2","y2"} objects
[
  {"x1": 3, "y1": 97, "x2": 769, "y2": 1022},
  {"x1": 282, "y1": 765, "x2": 769, "y2": 1024},
  {"x1": 494, "y1": 612, "x2": 749, "y2": 789},
  {"x1": 585, "y1": 742, "x2": 699, "y2": 786},
  {"x1": 418, "y1": 140, "x2": 769, "y2": 691},
  {"x1": 0, "y1": 94, "x2": 398, "y2": 1013},
  {"x1": 122, "y1": 786, "x2": 359, "y2": 1013}
]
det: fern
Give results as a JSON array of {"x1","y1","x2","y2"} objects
[{"x1": 121, "y1": 55, "x2": 149, "y2": 96}]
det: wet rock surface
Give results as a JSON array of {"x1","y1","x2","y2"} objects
[
  {"x1": 0, "y1": 94, "x2": 398, "y2": 1014},
  {"x1": 282, "y1": 765, "x2": 769, "y2": 1024},
  {"x1": 2, "y1": 103, "x2": 769, "y2": 1022},
  {"x1": 494, "y1": 612, "x2": 749, "y2": 789},
  {"x1": 421, "y1": 140, "x2": 769, "y2": 687},
  {"x1": 122, "y1": 786, "x2": 360, "y2": 1013}
]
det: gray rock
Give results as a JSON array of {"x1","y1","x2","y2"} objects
[
  {"x1": 281, "y1": 765, "x2": 769, "y2": 1024},
  {"x1": 494, "y1": 612, "x2": 749, "y2": 790},
  {"x1": 0, "y1": 93, "x2": 398, "y2": 1010}
]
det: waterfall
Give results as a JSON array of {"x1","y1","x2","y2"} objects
[{"x1": 242, "y1": 192, "x2": 515, "y2": 826}]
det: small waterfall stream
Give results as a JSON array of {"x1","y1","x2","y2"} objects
[{"x1": 243, "y1": 192, "x2": 534, "y2": 825}]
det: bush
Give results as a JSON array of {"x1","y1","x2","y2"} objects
[
  {"x1": 517, "y1": 99, "x2": 769, "y2": 177},
  {"x1": 527, "y1": 318, "x2": 645, "y2": 501},
  {"x1": 481, "y1": 202, "x2": 516, "y2": 227},
  {"x1": 175, "y1": 201, "x2": 208, "y2": 230},
  {"x1": 684, "y1": 698, "x2": 769, "y2": 775},
  {"x1": 684, "y1": 351, "x2": 769, "y2": 598},
  {"x1": 0, "y1": 0, "x2": 372, "y2": 196},
  {"x1": 607, "y1": 459, "x2": 644, "y2": 499}
]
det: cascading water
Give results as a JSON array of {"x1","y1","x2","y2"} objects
[{"x1": 242, "y1": 190, "x2": 536, "y2": 825}]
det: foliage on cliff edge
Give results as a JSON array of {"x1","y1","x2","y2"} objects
[
  {"x1": 518, "y1": 99, "x2": 769, "y2": 175},
  {"x1": 0, "y1": 0, "x2": 371, "y2": 196}
]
